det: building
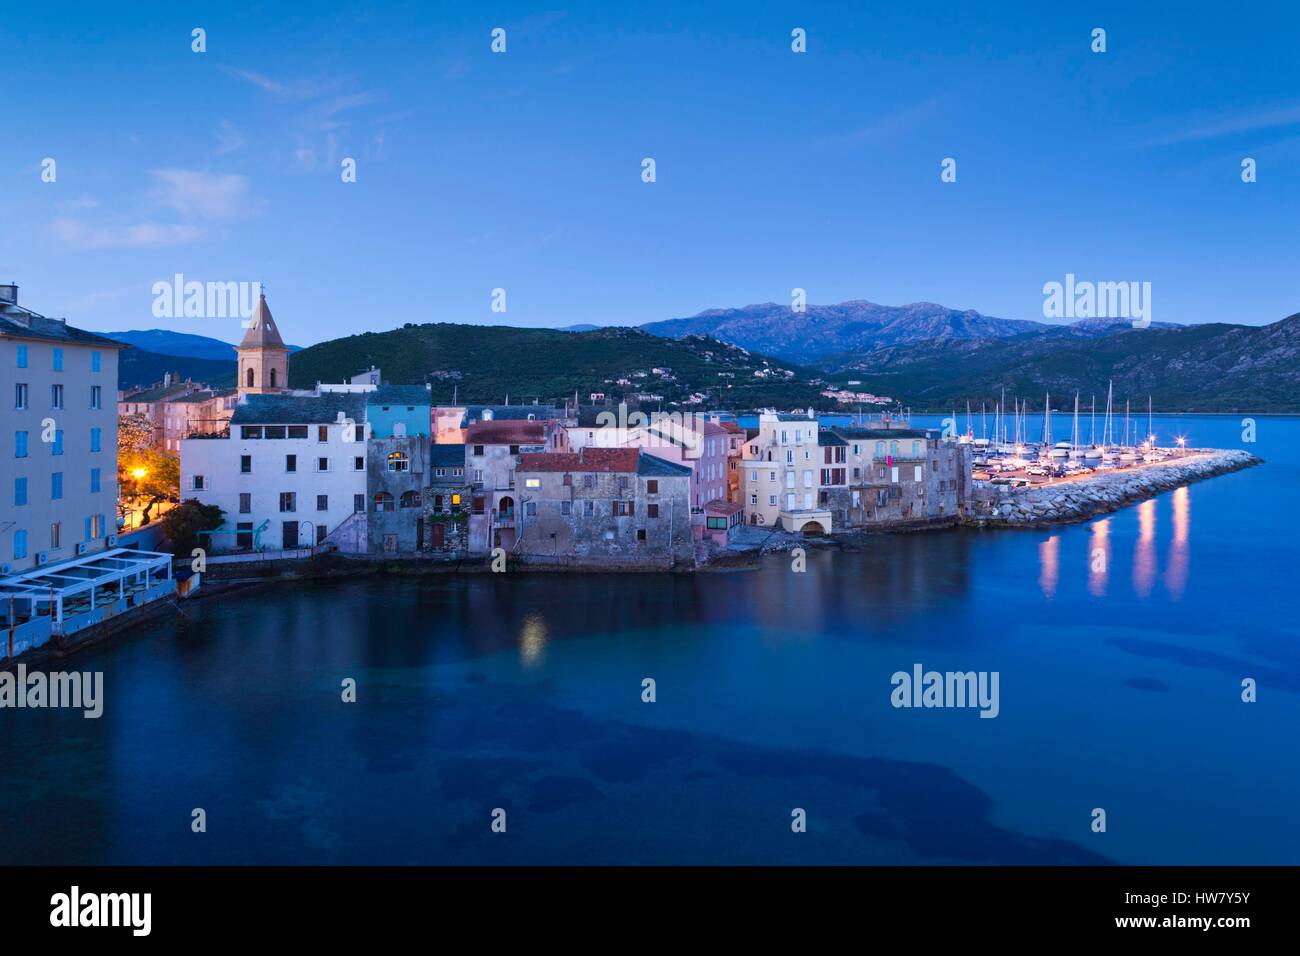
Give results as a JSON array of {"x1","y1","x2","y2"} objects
[
  {"x1": 465, "y1": 418, "x2": 568, "y2": 553},
  {"x1": 236, "y1": 293, "x2": 289, "y2": 394},
  {"x1": 0, "y1": 283, "x2": 124, "y2": 573},
  {"x1": 119, "y1": 380, "x2": 199, "y2": 448},
  {"x1": 180, "y1": 391, "x2": 369, "y2": 552},
  {"x1": 740, "y1": 412, "x2": 833, "y2": 533},
  {"x1": 423, "y1": 443, "x2": 472, "y2": 555},
  {"x1": 161, "y1": 388, "x2": 237, "y2": 451},
  {"x1": 824, "y1": 426, "x2": 970, "y2": 527},
  {"x1": 367, "y1": 434, "x2": 431, "y2": 554},
  {"x1": 366, "y1": 384, "x2": 433, "y2": 439},
  {"x1": 434, "y1": 403, "x2": 564, "y2": 445},
  {"x1": 514, "y1": 448, "x2": 693, "y2": 566},
  {"x1": 715, "y1": 418, "x2": 747, "y2": 504}
]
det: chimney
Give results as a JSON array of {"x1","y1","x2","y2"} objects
[{"x1": 0, "y1": 283, "x2": 17, "y2": 305}]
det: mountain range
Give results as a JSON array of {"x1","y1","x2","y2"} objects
[{"x1": 105, "y1": 298, "x2": 1299, "y2": 411}]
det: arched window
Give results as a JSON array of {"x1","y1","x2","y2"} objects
[
  {"x1": 399, "y1": 490, "x2": 421, "y2": 509},
  {"x1": 912, "y1": 440, "x2": 921, "y2": 458},
  {"x1": 875, "y1": 441, "x2": 885, "y2": 457},
  {"x1": 890, "y1": 441, "x2": 899, "y2": 456},
  {"x1": 498, "y1": 495, "x2": 514, "y2": 516},
  {"x1": 270, "y1": 368, "x2": 278, "y2": 388},
  {"x1": 374, "y1": 492, "x2": 394, "y2": 512},
  {"x1": 246, "y1": 367, "x2": 255, "y2": 388}
]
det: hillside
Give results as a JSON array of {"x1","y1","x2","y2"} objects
[
  {"x1": 118, "y1": 346, "x2": 236, "y2": 391},
  {"x1": 286, "y1": 323, "x2": 833, "y2": 408},
  {"x1": 105, "y1": 329, "x2": 302, "y2": 360},
  {"x1": 822, "y1": 313, "x2": 1300, "y2": 412}
]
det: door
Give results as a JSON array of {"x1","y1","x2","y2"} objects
[
  {"x1": 281, "y1": 521, "x2": 298, "y2": 549},
  {"x1": 431, "y1": 522, "x2": 445, "y2": 549},
  {"x1": 383, "y1": 534, "x2": 398, "y2": 553}
]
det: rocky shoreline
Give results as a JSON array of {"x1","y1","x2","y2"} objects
[{"x1": 961, "y1": 449, "x2": 1263, "y2": 528}]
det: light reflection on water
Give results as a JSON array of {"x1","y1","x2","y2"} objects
[
  {"x1": 1133, "y1": 499, "x2": 1157, "y2": 597},
  {"x1": 1088, "y1": 518, "x2": 1111, "y2": 597},
  {"x1": 1165, "y1": 486, "x2": 1190, "y2": 600}
]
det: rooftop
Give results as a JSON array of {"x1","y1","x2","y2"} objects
[
  {"x1": 369, "y1": 384, "x2": 433, "y2": 406},
  {"x1": 0, "y1": 289, "x2": 126, "y2": 349},
  {"x1": 518, "y1": 447, "x2": 640, "y2": 473},
  {"x1": 429, "y1": 443, "x2": 467, "y2": 469},
  {"x1": 466, "y1": 419, "x2": 548, "y2": 445},
  {"x1": 237, "y1": 294, "x2": 288, "y2": 350},
  {"x1": 230, "y1": 391, "x2": 367, "y2": 426}
]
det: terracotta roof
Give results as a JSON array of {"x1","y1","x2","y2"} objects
[
  {"x1": 717, "y1": 420, "x2": 745, "y2": 434},
  {"x1": 518, "y1": 448, "x2": 640, "y2": 473},
  {"x1": 705, "y1": 499, "x2": 744, "y2": 515},
  {"x1": 237, "y1": 294, "x2": 288, "y2": 350},
  {"x1": 466, "y1": 419, "x2": 548, "y2": 444}
]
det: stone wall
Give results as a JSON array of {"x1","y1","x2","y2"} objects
[{"x1": 963, "y1": 449, "x2": 1262, "y2": 528}]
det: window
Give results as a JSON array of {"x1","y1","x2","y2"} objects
[
  {"x1": 318, "y1": 425, "x2": 329, "y2": 442},
  {"x1": 647, "y1": 503, "x2": 659, "y2": 518},
  {"x1": 450, "y1": 493, "x2": 461, "y2": 509},
  {"x1": 561, "y1": 500, "x2": 572, "y2": 516},
  {"x1": 636, "y1": 529, "x2": 647, "y2": 541},
  {"x1": 286, "y1": 455, "x2": 297, "y2": 473},
  {"x1": 52, "y1": 348, "x2": 63, "y2": 371},
  {"x1": 269, "y1": 368, "x2": 277, "y2": 388},
  {"x1": 562, "y1": 473, "x2": 572, "y2": 486},
  {"x1": 750, "y1": 493, "x2": 757, "y2": 505},
  {"x1": 317, "y1": 525, "x2": 327, "y2": 545},
  {"x1": 646, "y1": 479, "x2": 659, "y2": 494},
  {"x1": 15, "y1": 431, "x2": 27, "y2": 458},
  {"x1": 287, "y1": 426, "x2": 308, "y2": 439},
  {"x1": 52, "y1": 430, "x2": 63, "y2": 456},
  {"x1": 90, "y1": 427, "x2": 101, "y2": 453},
  {"x1": 91, "y1": 469, "x2": 102, "y2": 493},
  {"x1": 387, "y1": 452, "x2": 409, "y2": 472},
  {"x1": 239, "y1": 493, "x2": 251, "y2": 514},
  {"x1": 400, "y1": 491, "x2": 421, "y2": 509},
  {"x1": 241, "y1": 426, "x2": 263, "y2": 440},
  {"x1": 473, "y1": 445, "x2": 484, "y2": 456},
  {"x1": 14, "y1": 383, "x2": 28, "y2": 409},
  {"x1": 91, "y1": 351, "x2": 101, "y2": 372},
  {"x1": 584, "y1": 500, "x2": 595, "y2": 516},
  {"x1": 914, "y1": 465, "x2": 923, "y2": 482},
  {"x1": 264, "y1": 426, "x2": 286, "y2": 439},
  {"x1": 241, "y1": 455, "x2": 252, "y2": 473},
  {"x1": 768, "y1": 495, "x2": 776, "y2": 506},
  {"x1": 524, "y1": 477, "x2": 540, "y2": 489},
  {"x1": 193, "y1": 475, "x2": 206, "y2": 490},
  {"x1": 509, "y1": 445, "x2": 520, "y2": 455},
  {"x1": 582, "y1": 474, "x2": 594, "y2": 489},
  {"x1": 434, "y1": 494, "x2": 445, "y2": 512},
  {"x1": 707, "y1": 516, "x2": 727, "y2": 530},
  {"x1": 472, "y1": 496, "x2": 486, "y2": 515},
  {"x1": 374, "y1": 492, "x2": 394, "y2": 512},
  {"x1": 16, "y1": 345, "x2": 27, "y2": 368},
  {"x1": 354, "y1": 493, "x2": 365, "y2": 513},
  {"x1": 317, "y1": 457, "x2": 329, "y2": 472},
  {"x1": 279, "y1": 492, "x2": 297, "y2": 513},
  {"x1": 89, "y1": 514, "x2": 105, "y2": 539},
  {"x1": 91, "y1": 385, "x2": 102, "y2": 409},
  {"x1": 51, "y1": 384, "x2": 64, "y2": 409},
  {"x1": 354, "y1": 456, "x2": 365, "y2": 470},
  {"x1": 614, "y1": 501, "x2": 633, "y2": 517},
  {"x1": 525, "y1": 501, "x2": 537, "y2": 516},
  {"x1": 15, "y1": 477, "x2": 28, "y2": 506},
  {"x1": 50, "y1": 522, "x2": 61, "y2": 549},
  {"x1": 13, "y1": 529, "x2": 26, "y2": 560},
  {"x1": 246, "y1": 368, "x2": 255, "y2": 388},
  {"x1": 317, "y1": 494, "x2": 329, "y2": 512}
]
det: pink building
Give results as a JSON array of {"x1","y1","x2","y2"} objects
[{"x1": 628, "y1": 419, "x2": 731, "y2": 541}]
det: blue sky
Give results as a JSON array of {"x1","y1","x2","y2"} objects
[{"x1": 3, "y1": 1, "x2": 1298, "y2": 346}]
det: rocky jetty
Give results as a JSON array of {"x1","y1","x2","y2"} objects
[{"x1": 963, "y1": 449, "x2": 1263, "y2": 528}]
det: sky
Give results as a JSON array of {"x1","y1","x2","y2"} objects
[{"x1": 3, "y1": 1, "x2": 1298, "y2": 346}]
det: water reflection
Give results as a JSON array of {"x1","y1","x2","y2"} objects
[
  {"x1": 520, "y1": 612, "x2": 548, "y2": 667},
  {"x1": 1133, "y1": 499, "x2": 1157, "y2": 597},
  {"x1": 1088, "y1": 519, "x2": 1111, "y2": 597},
  {"x1": 1038, "y1": 535, "x2": 1059, "y2": 599},
  {"x1": 1164, "y1": 486, "x2": 1190, "y2": 599}
]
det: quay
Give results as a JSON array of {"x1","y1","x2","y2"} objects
[{"x1": 962, "y1": 448, "x2": 1263, "y2": 528}]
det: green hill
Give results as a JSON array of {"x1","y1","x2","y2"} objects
[{"x1": 287, "y1": 323, "x2": 833, "y2": 409}]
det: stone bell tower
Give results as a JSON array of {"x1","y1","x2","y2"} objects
[{"x1": 236, "y1": 293, "x2": 289, "y2": 395}]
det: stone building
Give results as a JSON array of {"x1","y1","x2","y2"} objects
[
  {"x1": 740, "y1": 411, "x2": 832, "y2": 533},
  {"x1": 819, "y1": 426, "x2": 971, "y2": 527},
  {"x1": 466, "y1": 418, "x2": 567, "y2": 553},
  {"x1": 367, "y1": 435, "x2": 431, "y2": 554},
  {"x1": 514, "y1": 448, "x2": 693, "y2": 567},
  {"x1": 423, "y1": 443, "x2": 471, "y2": 555}
]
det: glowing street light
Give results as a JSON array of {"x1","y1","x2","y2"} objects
[{"x1": 132, "y1": 467, "x2": 147, "y2": 479}]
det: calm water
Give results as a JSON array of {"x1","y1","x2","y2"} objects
[{"x1": 2, "y1": 414, "x2": 1297, "y2": 865}]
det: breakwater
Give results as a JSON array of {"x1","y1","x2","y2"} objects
[{"x1": 963, "y1": 449, "x2": 1263, "y2": 528}]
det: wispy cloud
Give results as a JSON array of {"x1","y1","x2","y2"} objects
[
  {"x1": 214, "y1": 119, "x2": 246, "y2": 155},
  {"x1": 149, "y1": 169, "x2": 255, "y2": 221},
  {"x1": 51, "y1": 220, "x2": 205, "y2": 250},
  {"x1": 1145, "y1": 103, "x2": 1300, "y2": 147}
]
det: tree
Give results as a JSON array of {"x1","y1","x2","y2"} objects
[
  {"x1": 160, "y1": 499, "x2": 225, "y2": 559},
  {"x1": 119, "y1": 447, "x2": 180, "y2": 525},
  {"x1": 118, "y1": 413, "x2": 155, "y2": 452}
]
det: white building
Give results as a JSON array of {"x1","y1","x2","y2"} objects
[
  {"x1": 0, "y1": 283, "x2": 124, "y2": 572},
  {"x1": 179, "y1": 295, "x2": 369, "y2": 552}
]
